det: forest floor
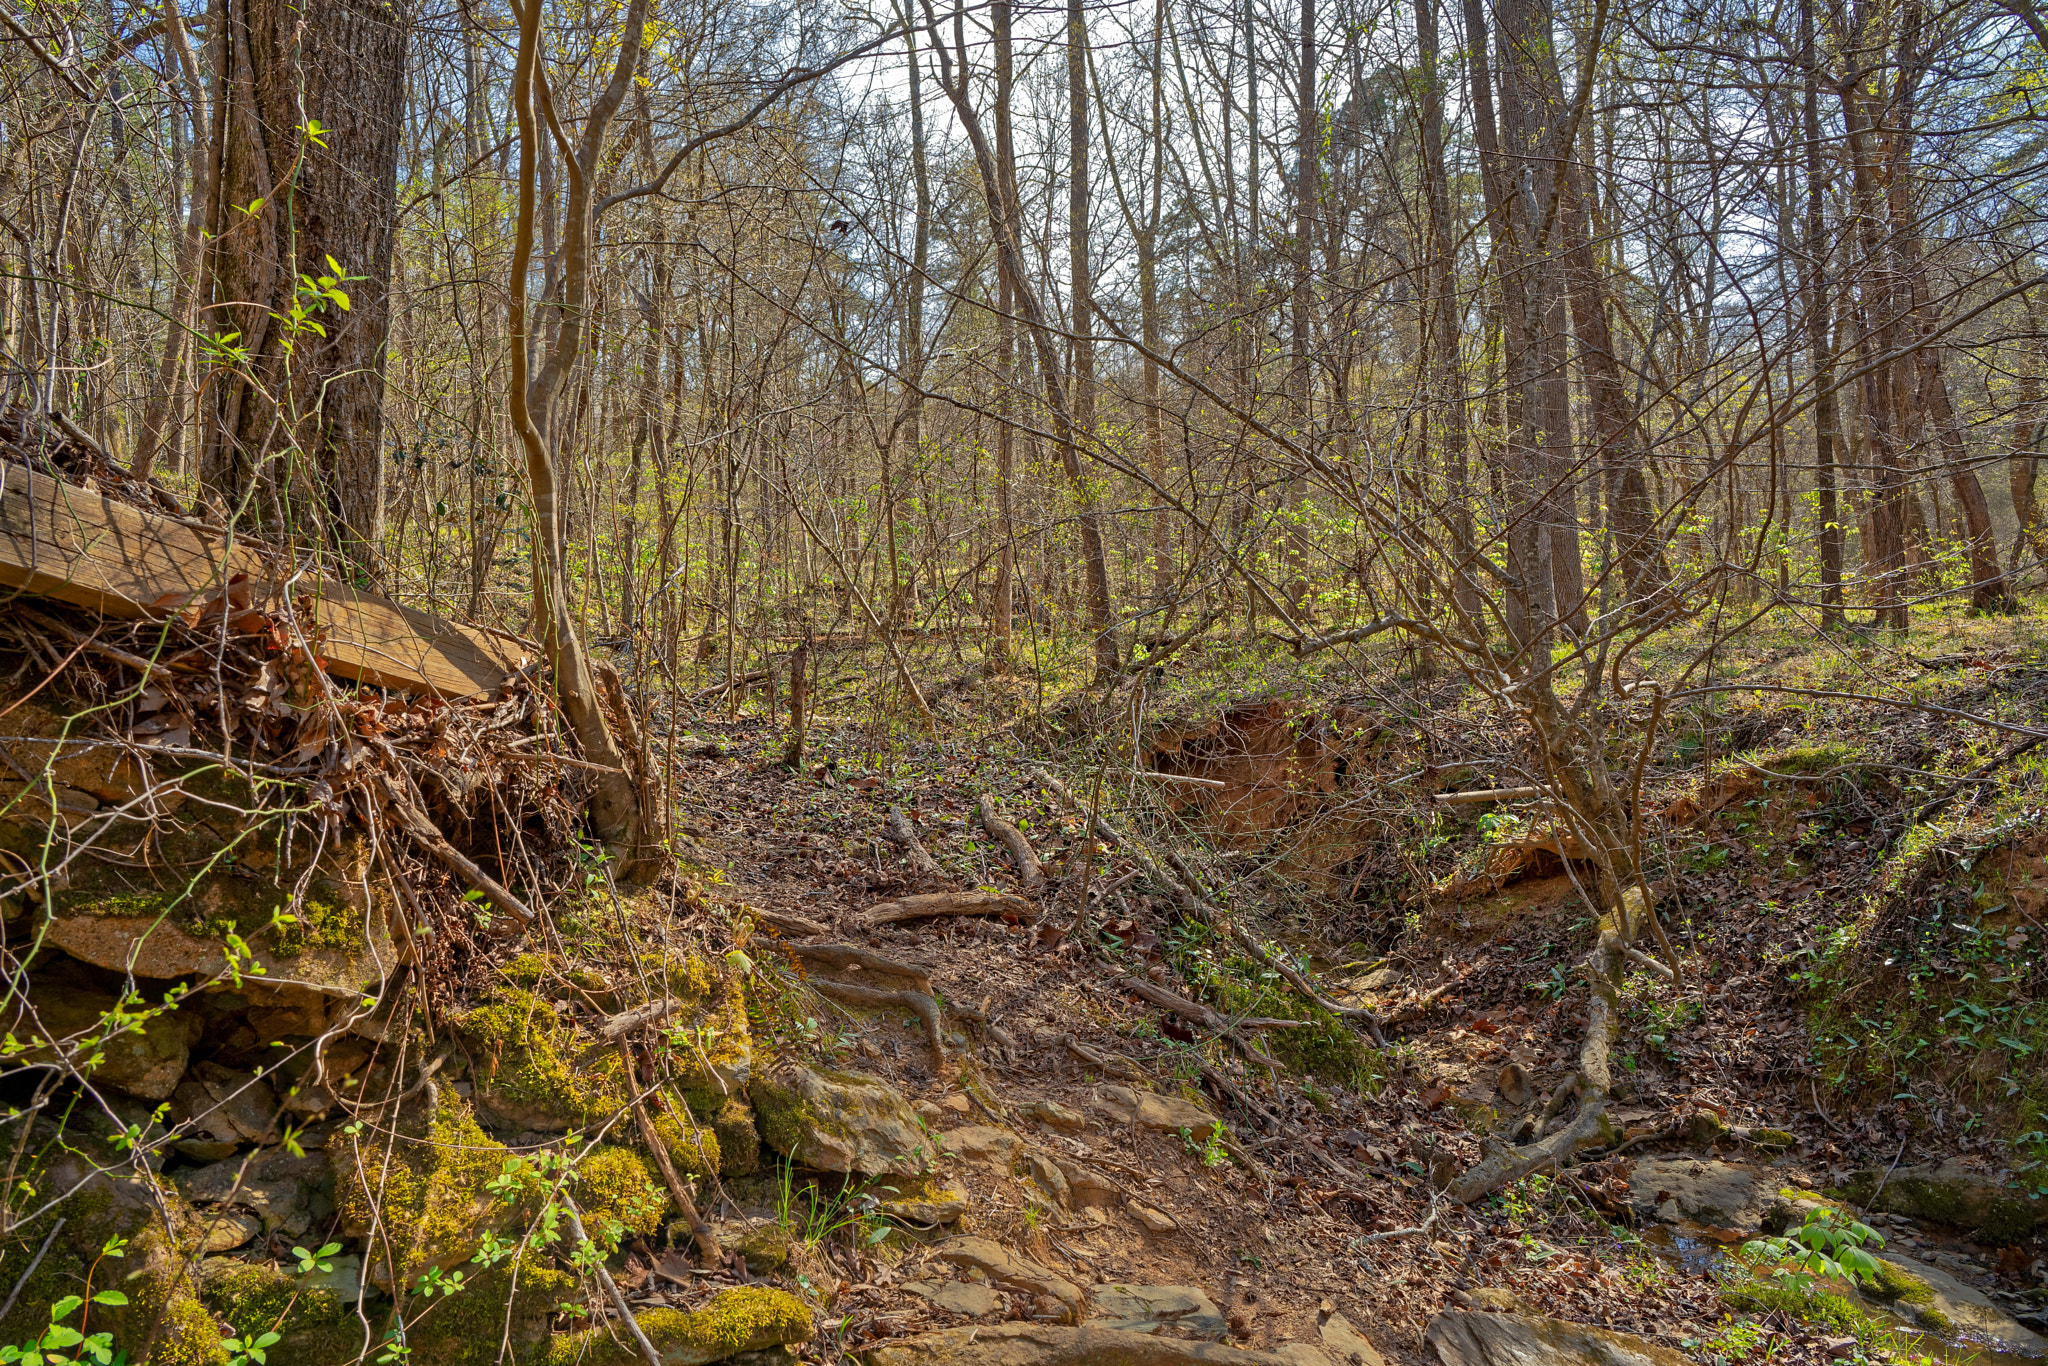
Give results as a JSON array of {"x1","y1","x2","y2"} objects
[{"x1": 625, "y1": 597, "x2": 2048, "y2": 1366}]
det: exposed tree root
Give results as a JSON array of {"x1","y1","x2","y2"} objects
[
  {"x1": 882, "y1": 804, "x2": 941, "y2": 876},
  {"x1": 978, "y1": 792, "x2": 1045, "y2": 892},
  {"x1": 810, "y1": 978, "x2": 948, "y2": 1072},
  {"x1": 864, "y1": 890, "x2": 1036, "y2": 925},
  {"x1": 1447, "y1": 886, "x2": 1647, "y2": 1203}
]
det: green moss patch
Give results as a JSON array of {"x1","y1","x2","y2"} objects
[
  {"x1": 332, "y1": 1095, "x2": 524, "y2": 1292},
  {"x1": 538, "y1": 1286, "x2": 811, "y2": 1366},
  {"x1": 197, "y1": 1260, "x2": 355, "y2": 1364},
  {"x1": 579, "y1": 1145, "x2": 668, "y2": 1246}
]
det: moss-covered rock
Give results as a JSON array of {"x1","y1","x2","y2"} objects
[
  {"x1": 1837, "y1": 1161, "x2": 2041, "y2": 1244},
  {"x1": 331, "y1": 1094, "x2": 526, "y2": 1291},
  {"x1": 405, "y1": 1261, "x2": 577, "y2": 1366},
  {"x1": 1748, "y1": 1128, "x2": 1798, "y2": 1153},
  {"x1": 196, "y1": 1259, "x2": 356, "y2": 1364},
  {"x1": 452, "y1": 986, "x2": 631, "y2": 1132},
  {"x1": 0, "y1": 1153, "x2": 223, "y2": 1366},
  {"x1": 1720, "y1": 1279, "x2": 1878, "y2": 1342},
  {"x1": 707, "y1": 1098, "x2": 759, "y2": 1176},
  {"x1": 579, "y1": 1145, "x2": 668, "y2": 1246},
  {"x1": 652, "y1": 1110, "x2": 722, "y2": 1177},
  {"x1": 537, "y1": 1286, "x2": 811, "y2": 1365},
  {"x1": 749, "y1": 1062, "x2": 931, "y2": 1177},
  {"x1": 649, "y1": 952, "x2": 753, "y2": 1113}
]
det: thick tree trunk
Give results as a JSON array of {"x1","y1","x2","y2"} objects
[
  {"x1": 988, "y1": 0, "x2": 1017, "y2": 673},
  {"x1": 2010, "y1": 354, "x2": 2045, "y2": 574},
  {"x1": 199, "y1": 0, "x2": 407, "y2": 575}
]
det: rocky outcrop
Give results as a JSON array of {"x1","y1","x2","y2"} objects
[
  {"x1": 1427, "y1": 1312, "x2": 1695, "y2": 1366},
  {"x1": 177, "y1": 1147, "x2": 332, "y2": 1238},
  {"x1": 1872, "y1": 1252, "x2": 2048, "y2": 1355},
  {"x1": 863, "y1": 1323, "x2": 1323, "y2": 1364},
  {"x1": 0, "y1": 964, "x2": 195, "y2": 1100},
  {"x1": 749, "y1": 1061, "x2": 933, "y2": 1176}
]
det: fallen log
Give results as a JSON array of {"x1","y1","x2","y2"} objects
[
  {"x1": 864, "y1": 891, "x2": 1036, "y2": 925},
  {"x1": 1432, "y1": 786, "x2": 1543, "y2": 804},
  {"x1": 750, "y1": 906, "x2": 830, "y2": 937}
]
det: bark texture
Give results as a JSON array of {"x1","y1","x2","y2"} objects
[{"x1": 200, "y1": 0, "x2": 407, "y2": 574}]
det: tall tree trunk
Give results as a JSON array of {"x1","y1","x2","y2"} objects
[
  {"x1": 1801, "y1": 0, "x2": 1845, "y2": 630},
  {"x1": 508, "y1": 0, "x2": 650, "y2": 853},
  {"x1": 199, "y1": 0, "x2": 407, "y2": 576},
  {"x1": 1067, "y1": 0, "x2": 1119, "y2": 678},
  {"x1": 133, "y1": 0, "x2": 210, "y2": 483},
  {"x1": 1559, "y1": 157, "x2": 1669, "y2": 615},
  {"x1": 2010, "y1": 295, "x2": 2046, "y2": 573},
  {"x1": 1415, "y1": 0, "x2": 1480, "y2": 631},
  {"x1": 1143, "y1": 0, "x2": 1171, "y2": 614},
  {"x1": 988, "y1": 0, "x2": 1017, "y2": 672},
  {"x1": 1285, "y1": 0, "x2": 1315, "y2": 612}
]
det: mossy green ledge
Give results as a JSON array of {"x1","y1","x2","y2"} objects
[
  {"x1": 536, "y1": 1286, "x2": 811, "y2": 1365},
  {"x1": 1837, "y1": 1160, "x2": 2043, "y2": 1244}
]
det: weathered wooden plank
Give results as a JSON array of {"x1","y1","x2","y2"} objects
[
  {"x1": 303, "y1": 580, "x2": 526, "y2": 698},
  {"x1": 0, "y1": 462, "x2": 250, "y2": 615},
  {"x1": 0, "y1": 465, "x2": 525, "y2": 698}
]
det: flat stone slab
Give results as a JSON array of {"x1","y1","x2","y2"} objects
[
  {"x1": 904, "y1": 1279, "x2": 1003, "y2": 1318},
  {"x1": 1627, "y1": 1157, "x2": 1767, "y2": 1230},
  {"x1": 931, "y1": 1236, "x2": 1084, "y2": 1323},
  {"x1": 938, "y1": 1125, "x2": 1019, "y2": 1168},
  {"x1": 1090, "y1": 1284, "x2": 1227, "y2": 1339},
  {"x1": 1092, "y1": 1085, "x2": 1222, "y2": 1134},
  {"x1": 865, "y1": 1322, "x2": 1320, "y2": 1364},
  {"x1": 1320, "y1": 1312, "x2": 1387, "y2": 1366},
  {"x1": 1428, "y1": 1312, "x2": 1694, "y2": 1366},
  {"x1": 1875, "y1": 1252, "x2": 2048, "y2": 1357}
]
